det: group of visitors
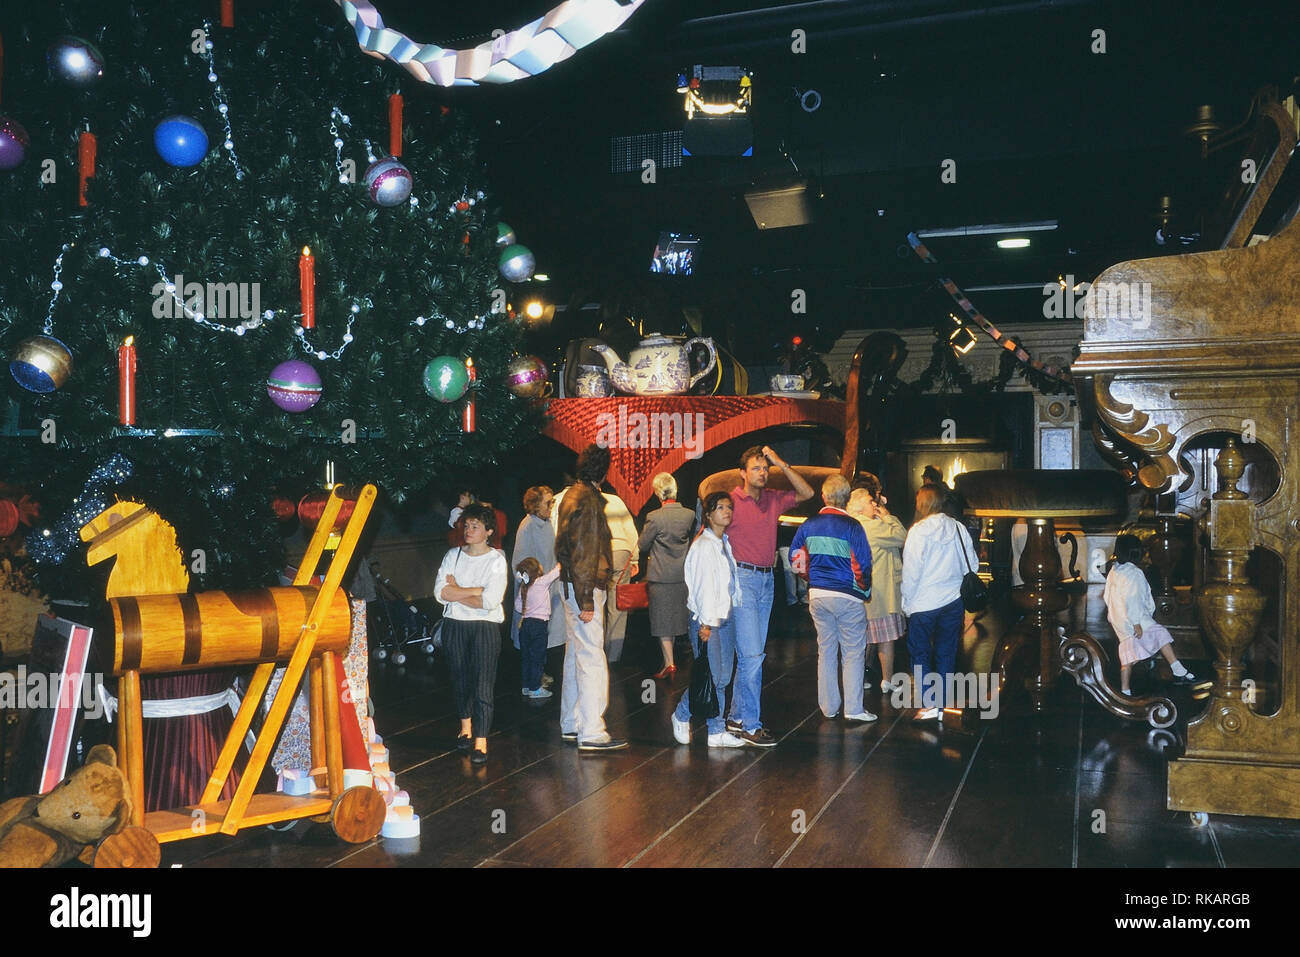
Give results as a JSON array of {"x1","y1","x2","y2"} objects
[{"x1": 432, "y1": 443, "x2": 1203, "y2": 765}]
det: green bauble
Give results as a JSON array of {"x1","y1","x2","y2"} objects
[{"x1": 423, "y1": 355, "x2": 469, "y2": 402}]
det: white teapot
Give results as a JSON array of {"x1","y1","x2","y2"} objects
[{"x1": 591, "y1": 334, "x2": 718, "y2": 396}]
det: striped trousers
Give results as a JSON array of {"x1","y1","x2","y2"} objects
[{"x1": 442, "y1": 618, "x2": 502, "y2": 738}]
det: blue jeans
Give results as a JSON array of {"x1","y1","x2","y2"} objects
[
  {"x1": 729, "y1": 566, "x2": 774, "y2": 732},
  {"x1": 519, "y1": 617, "x2": 548, "y2": 691},
  {"x1": 674, "y1": 615, "x2": 736, "y2": 734},
  {"x1": 905, "y1": 597, "x2": 963, "y2": 707}
]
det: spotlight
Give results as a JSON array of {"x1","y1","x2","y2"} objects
[
  {"x1": 524, "y1": 300, "x2": 544, "y2": 320},
  {"x1": 949, "y1": 325, "x2": 977, "y2": 355}
]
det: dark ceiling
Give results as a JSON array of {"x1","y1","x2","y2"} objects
[{"x1": 373, "y1": 0, "x2": 1298, "y2": 361}]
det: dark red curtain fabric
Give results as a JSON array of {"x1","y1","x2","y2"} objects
[
  {"x1": 543, "y1": 397, "x2": 844, "y2": 512},
  {"x1": 140, "y1": 670, "x2": 244, "y2": 812}
]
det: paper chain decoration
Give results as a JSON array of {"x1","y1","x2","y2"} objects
[
  {"x1": 334, "y1": 0, "x2": 646, "y2": 86},
  {"x1": 907, "y1": 231, "x2": 1074, "y2": 385}
]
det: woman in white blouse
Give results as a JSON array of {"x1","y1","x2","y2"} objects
[{"x1": 436, "y1": 503, "x2": 509, "y2": 765}]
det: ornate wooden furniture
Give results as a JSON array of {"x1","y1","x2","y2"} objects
[
  {"x1": 1073, "y1": 208, "x2": 1300, "y2": 819},
  {"x1": 949, "y1": 469, "x2": 1177, "y2": 725},
  {"x1": 80, "y1": 485, "x2": 387, "y2": 848}
]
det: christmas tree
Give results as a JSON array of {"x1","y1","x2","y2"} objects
[{"x1": 0, "y1": 2, "x2": 536, "y2": 596}]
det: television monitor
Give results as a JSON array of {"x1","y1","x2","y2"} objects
[{"x1": 650, "y1": 232, "x2": 699, "y2": 275}]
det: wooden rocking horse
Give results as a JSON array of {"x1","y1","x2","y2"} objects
[{"x1": 79, "y1": 486, "x2": 386, "y2": 858}]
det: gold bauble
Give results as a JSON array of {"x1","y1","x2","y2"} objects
[{"x1": 9, "y1": 335, "x2": 74, "y2": 393}]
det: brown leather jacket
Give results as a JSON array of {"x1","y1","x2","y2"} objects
[{"x1": 555, "y1": 482, "x2": 613, "y2": 612}]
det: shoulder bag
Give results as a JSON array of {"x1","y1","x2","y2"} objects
[
  {"x1": 958, "y1": 524, "x2": 989, "y2": 613},
  {"x1": 614, "y1": 556, "x2": 649, "y2": 611}
]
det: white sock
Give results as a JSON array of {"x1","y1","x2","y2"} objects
[{"x1": 1170, "y1": 660, "x2": 1188, "y2": 677}]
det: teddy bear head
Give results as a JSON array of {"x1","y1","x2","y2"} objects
[{"x1": 32, "y1": 744, "x2": 131, "y2": 845}]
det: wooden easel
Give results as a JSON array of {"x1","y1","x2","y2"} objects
[{"x1": 81, "y1": 485, "x2": 386, "y2": 848}]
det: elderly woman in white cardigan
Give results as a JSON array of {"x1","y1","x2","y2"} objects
[{"x1": 848, "y1": 483, "x2": 906, "y2": 693}]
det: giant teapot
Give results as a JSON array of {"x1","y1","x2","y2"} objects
[{"x1": 591, "y1": 334, "x2": 718, "y2": 396}]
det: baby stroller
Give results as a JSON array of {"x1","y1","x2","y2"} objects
[{"x1": 370, "y1": 572, "x2": 440, "y2": 666}]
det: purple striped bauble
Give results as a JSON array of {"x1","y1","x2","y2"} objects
[{"x1": 267, "y1": 360, "x2": 322, "y2": 412}]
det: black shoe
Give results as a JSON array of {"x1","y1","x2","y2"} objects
[
  {"x1": 577, "y1": 737, "x2": 629, "y2": 752},
  {"x1": 1170, "y1": 672, "x2": 1213, "y2": 689},
  {"x1": 456, "y1": 734, "x2": 472, "y2": 752},
  {"x1": 470, "y1": 749, "x2": 488, "y2": 766},
  {"x1": 725, "y1": 719, "x2": 745, "y2": 735},
  {"x1": 561, "y1": 731, "x2": 578, "y2": 744},
  {"x1": 737, "y1": 727, "x2": 777, "y2": 748}
]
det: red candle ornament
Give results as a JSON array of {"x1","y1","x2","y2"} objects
[
  {"x1": 221, "y1": 0, "x2": 234, "y2": 28},
  {"x1": 465, "y1": 356, "x2": 476, "y2": 382},
  {"x1": 299, "y1": 246, "x2": 315, "y2": 330},
  {"x1": 118, "y1": 336, "x2": 137, "y2": 426},
  {"x1": 78, "y1": 130, "x2": 96, "y2": 207},
  {"x1": 462, "y1": 395, "x2": 476, "y2": 433},
  {"x1": 388, "y1": 93, "x2": 403, "y2": 158}
]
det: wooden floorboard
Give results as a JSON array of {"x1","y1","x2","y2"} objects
[{"x1": 154, "y1": 603, "x2": 1300, "y2": 868}]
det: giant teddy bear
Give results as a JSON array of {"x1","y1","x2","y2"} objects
[{"x1": 0, "y1": 744, "x2": 132, "y2": 867}]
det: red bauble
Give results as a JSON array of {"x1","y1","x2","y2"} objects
[
  {"x1": 297, "y1": 490, "x2": 358, "y2": 530},
  {"x1": 0, "y1": 500, "x2": 19, "y2": 538},
  {"x1": 270, "y1": 496, "x2": 297, "y2": 522}
]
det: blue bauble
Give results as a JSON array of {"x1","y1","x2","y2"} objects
[{"x1": 154, "y1": 116, "x2": 209, "y2": 167}]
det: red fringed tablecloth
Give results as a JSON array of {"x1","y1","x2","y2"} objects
[{"x1": 543, "y1": 396, "x2": 844, "y2": 513}]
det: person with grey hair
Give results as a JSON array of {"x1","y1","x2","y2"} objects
[
  {"x1": 789, "y1": 474, "x2": 876, "y2": 722},
  {"x1": 637, "y1": 472, "x2": 695, "y2": 679},
  {"x1": 848, "y1": 483, "x2": 906, "y2": 693}
]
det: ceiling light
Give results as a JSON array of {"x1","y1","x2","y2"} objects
[
  {"x1": 532, "y1": 273, "x2": 550, "y2": 282},
  {"x1": 916, "y1": 220, "x2": 1057, "y2": 239},
  {"x1": 997, "y1": 238, "x2": 1031, "y2": 249},
  {"x1": 524, "y1": 300, "x2": 545, "y2": 320},
  {"x1": 744, "y1": 182, "x2": 813, "y2": 229}
]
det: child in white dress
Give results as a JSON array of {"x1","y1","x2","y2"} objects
[{"x1": 1103, "y1": 534, "x2": 1205, "y2": 694}]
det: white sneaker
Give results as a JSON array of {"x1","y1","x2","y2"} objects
[
  {"x1": 844, "y1": 711, "x2": 878, "y2": 723},
  {"x1": 878, "y1": 679, "x2": 896, "y2": 693},
  {"x1": 671, "y1": 713, "x2": 691, "y2": 745},
  {"x1": 913, "y1": 707, "x2": 941, "y2": 721},
  {"x1": 707, "y1": 731, "x2": 746, "y2": 748}
]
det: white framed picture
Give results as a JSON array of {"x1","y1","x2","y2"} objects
[{"x1": 1038, "y1": 426, "x2": 1076, "y2": 470}]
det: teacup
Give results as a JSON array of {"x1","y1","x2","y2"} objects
[{"x1": 770, "y1": 374, "x2": 805, "y2": 393}]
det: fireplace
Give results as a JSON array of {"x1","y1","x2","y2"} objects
[{"x1": 887, "y1": 438, "x2": 1010, "y2": 523}]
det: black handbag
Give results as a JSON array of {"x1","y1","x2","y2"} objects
[
  {"x1": 689, "y1": 639, "x2": 720, "y2": 719},
  {"x1": 958, "y1": 524, "x2": 989, "y2": 613}
]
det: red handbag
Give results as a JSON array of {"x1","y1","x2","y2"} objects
[{"x1": 614, "y1": 558, "x2": 648, "y2": 611}]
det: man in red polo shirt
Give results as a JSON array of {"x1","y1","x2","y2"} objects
[{"x1": 725, "y1": 445, "x2": 814, "y2": 746}]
